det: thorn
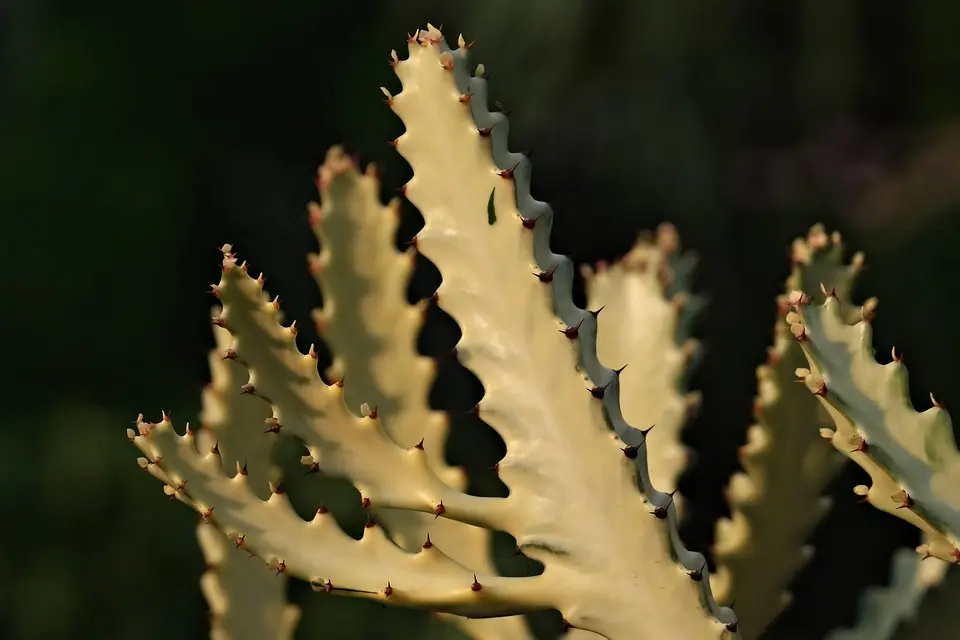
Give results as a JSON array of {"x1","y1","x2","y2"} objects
[
  {"x1": 458, "y1": 93, "x2": 472, "y2": 104},
  {"x1": 264, "y1": 417, "x2": 282, "y2": 434},
  {"x1": 270, "y1": 482, "x2": 285, "y2": 495},
  {"x1": 687, "y1": 560, "x2": 706, "y2": 581},
  {"x1": 477, "y1": 124, "x2": 496, "y2": 137},
  {"x1": 240, "y1": 383, "x2": 256, "y2": 396},
  {"x1": 316, "y1": 503, "x2": 329, "y2": 515},
  {"x1": 434, "y1": 501, "x2": 446, "y2": 519},
  {"x1": 613, "y1": 364, "x2": 628, "y2": 377},
  {"x1": 535, "y1": 267, "x2": 556, "y2": 283},
  {"x1": 561, "y1": 319, "x2": 584, "y2": 340},
  {"x1": 589, "y1": 380, "x2": 612, "y2": 399},
  {"x1": 304, "y1": 460, "x2": 320, "y2": 475},
  {"x1": 415, "y1": 438, "x2": 425, "y2": 450},
  {"x1": 422, "y1": 534, "x2": 434, "y2": 549},
  {"x1": 589, "y1": 305, "x2": 605, "y2": 318},
  {"x1": 849, "y1": 434, "x2": 868, "y2": 454},
  {"x1": 383, "y1": 582, "x2": 393, "y2": 598},
  {"x1": 200, "y1": 506, "x2": 215, "y2": 522},
  {"x1": 275, "y1": 559, "x2": 287, "y2": 576},
  {"x1": 931, "y1": 393, "x2": 944, "y2": 409},
  {"x1": 221, "y1": 349, "x2": 237, "y2": 361},
  {"x1": 621, "y1": 443, "x2": 643, "y2": 459},
  {"x1": 365, "y1": 513, "x2": 377, "y2": 529},
  {"x1": 497, "y1": 162, "x2": 520, "y2": 180},
  {"x1": 361, "y1": 497, "x2": 371, "y2": 509},
  {"x1": 209, "y1": 285, "x2": 222, "y2": 298},
  {"x1": 891, "y1": 489, "x2": 912, "y2": 510},
  {"x1": 212, "y1": 315, "x2": 226, "y2": 328},
  {"x1": 892, "y1": 346, "x2": 903, "y2": 363},
  {"x1": 233, "y1": 534, "x2": 246, "y2": 549},
  {"x1": 520, "y1": 216, "x2": 536, "y2": 229},
  {"x1": 471, "y1": 575, "x2": 482, "y2": 592},
  {"x1": 653, "y1": 490, "x2": 677, "y2": 519}
]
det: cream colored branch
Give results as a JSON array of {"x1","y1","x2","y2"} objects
[
  {"x1": 787, "y1": 288, "x2": 960, "y2": 564},
  {"x1": 194, "y1": 325, "x2": 299, "y2": 640},
  {"x1": 711, "y1": 225, "x2": 872, "y2": 639},
  {"x1": 307, "y1": 146, "x2": 531, "y2": 639},
  {"x1": 388, "y1": 24, "x2": 736, "y2": 639}
]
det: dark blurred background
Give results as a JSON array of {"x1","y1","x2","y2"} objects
[{"x1": 2, "y1": 1, "x2": 960, "y2": 638}]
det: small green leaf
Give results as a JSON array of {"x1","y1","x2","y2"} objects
[{"x1": 487, "y1": 188, "x2": 496, "y2": 225}]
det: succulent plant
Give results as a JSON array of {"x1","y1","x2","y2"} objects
[{"x1": 128, "y1": 24, "x2": 958, "y2": 640}]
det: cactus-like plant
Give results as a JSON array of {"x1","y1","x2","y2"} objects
[{"x1": 129, "y1": 24, "x2": 959, "y2": 640}]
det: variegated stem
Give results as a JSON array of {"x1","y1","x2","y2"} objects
[
  {"x1": 787, "y1": 286, "x2": 960, "y2": 565},
  {"x1": 581, "y1": 223, "x2": 702, "y2": 499},
  {"x1": 306, "y1": 146, "x2": 531, "y2": 640},
  {"x1": 712, "y1": 225, "x2": 873, "y2": 639}
]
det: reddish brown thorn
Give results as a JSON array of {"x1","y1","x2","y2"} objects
[
  {"x1": 316, "y1": 503, "x2": 329, "y2": 515},
  {"x1": 468, "y1": 403, "x2": 481, "y2": 417},
  {"x1": 240, "y1": 383, "x2": 256, "y2": 396},
  {"x1": 415, "y1": 438, "x2": 425, "y2": 450},
  {"x1": 478, "y1": 124, "x2": 496, "y2": 137},
  {"x1": 275, "y1": 560, "x2": 286, "y2": 576},
  {"x1": 221, "y1": 349, "x2": 237, "y2": 361},
  {"x1": 212, "y1": 315, "x2": 226, "y2": 328},
  {"x1": 323, "y1": 579, "x2": 334, "y2": 593},
  {"x1": 336, "y1": 377, "x2": 346, "y2": 389},
  {"x1": 470, "y1": 575, "x2": 482, "y2": 592},
  {"x1": 892, "y1": 489, "x2": 912, "y2": 510},
  {"x1": 459, "y1": 93, "x2": 472, "y2": 104},
  {"x1": 360, "y1": 496, "x2": 371, "y2": 509},
  {"x1": 434, "y1": 501, "x2": 446, "y2": 519},
  {"x1": 589, "y1": 305, "x2": 605, "y2": 318},
  {"x1": 490, "y1": 462, "x2": 500, "y2": 476},
  {"x1": 951, "y1": 548, "x2": 960, "y2": 564},
  {"x1": 589, "y1": 381, "x2": 611, "y2": 399},
  {"x1": 849, "y1": 434, "x2": 868, "y2": 454},
  {"x1": 384, "y1": 583, "x2": 393, "y2": 598},
  {"x1": 406, "y1": 32, "x2": 417, "y2": 43},
  {"x1": 264, "y1": 417, "x2": 282, "y2": 434},
  {"x1": 536, "y1": 267, "x2": 556, "y2": 283},
  {"x1": 304, "y1": 460, "x2": 320, "y2": 475},
  {"x1": 562, "y1": 619, "x2": 574, "y2": 632},
  {"x1": 687, "y1": 560, "x2": 706, "y2": 581},
  {"x1": 209, "y1": 285, "x2": 222, "y2": 298},
  {"x1": 931, "y1": 393, "x2": 945, "y2": 409},
  {"x1": 520, "y1": 216, "x2": 537, "y2": 230},
  {"x1": 234, "y1": 534, "x2": 246, "y2": 549},
  {"x1": 387, "y1": 138, "x2": 398, "y2": 149},
  {"x1": 621, "y1": 443, "x2": 643, "y2": 459},
  {"x1": 561, "y1": 320, "x2": 584, "y2": 340},
  {"x1": 497, "y1": 162, "x2": 520, "y2": 180},
  {"x1": 422, "y1": 534, "x2": 434, "y2": 550},
  {"x1": 365, "y1": 513, "x2": 377, "y2": 528},
  {"x1": 200, "y1": 507, "x2": 215, "y2": 522},
  {"x1": 271, "y1": 483, "x2": 285, "y2": 495},
  {"x1": 654, "y1": 490, "x2": 677, "y2": 519}
]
